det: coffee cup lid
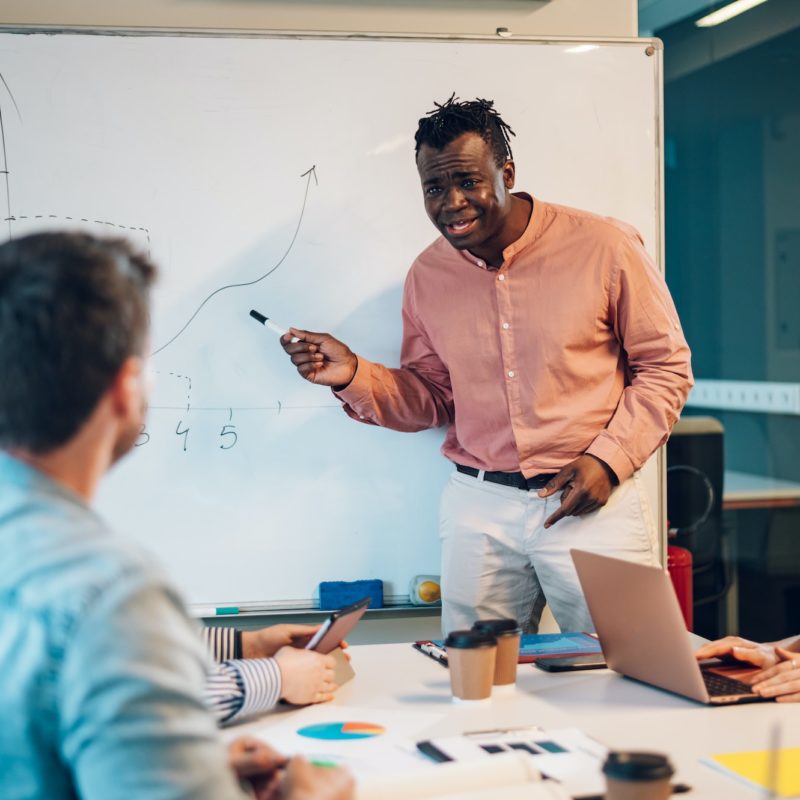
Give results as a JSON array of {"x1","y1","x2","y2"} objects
[
  {"x1": 473, "y1": 618, "x2": 522, "y2": 637},
  {"x1": 603, "y1": 751, "x2": 674, "y2": 782},
  {"x1": 444, "y1": 629, "x2": 497, "y2": 649}
]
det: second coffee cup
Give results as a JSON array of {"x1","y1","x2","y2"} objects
[
  {"x1": 473, "y1": 618, "x2": 522, "y2": 689},
  {"x1": 602, "y1": 751, "x2": 674, "y2": 800},
  {"x1": 444, "y1": 629, "x2": 497, "y2": 702}
]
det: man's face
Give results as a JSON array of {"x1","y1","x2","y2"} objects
[{"x1": 417, "y1": 132, "x2": 515, "y2": 254}]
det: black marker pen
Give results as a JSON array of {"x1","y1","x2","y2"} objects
[{"x1": 250, "y1": 309, "x2": 299, "y2": 342}]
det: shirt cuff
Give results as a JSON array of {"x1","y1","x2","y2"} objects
[
  {"x1": 332, "y1": 356, "x2": 374, "y2": 408},
  {"x1": 201, "y1": 626, "x2": 238, "y2": 663},
  {"x1": 586, "y1": 434, "x2": 636, "y2": 484},
  {"x1": 228, "y1": 658, "x2": 282, "y2": 721}
]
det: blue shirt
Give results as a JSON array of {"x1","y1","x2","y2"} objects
[{"x1": 0, "y1": 453, "x2": 248, "y2": 800}]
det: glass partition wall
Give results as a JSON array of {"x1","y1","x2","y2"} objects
[{"x1": 642, "y1": 0, "x2": 800, "y2": 640}]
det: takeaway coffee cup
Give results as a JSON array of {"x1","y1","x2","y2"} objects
[
  {"x1": 444, "y1": 629, "x2": 497, "y2": 701},
  {"x1": 472, "y1": 618, "x2": 522, "y2": 688},
  {"x1": 603, "y1": 751, "x2": 675, "y2": 800}
]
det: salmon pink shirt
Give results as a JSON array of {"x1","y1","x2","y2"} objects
[{"x1": 336, "y1": 195, "x2": 693, "y2": 483}]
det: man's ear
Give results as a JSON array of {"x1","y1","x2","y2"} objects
[
  {"x1": 109, "y1": 356, "x2": 144, "y2": 418},
  {"x1": 502, "y1": 160, "x2": 516, "y2": 191}
]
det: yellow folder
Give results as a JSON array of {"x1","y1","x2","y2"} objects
[{"x1": 705, "y1": 748, "x2": 800, "y2": 798}]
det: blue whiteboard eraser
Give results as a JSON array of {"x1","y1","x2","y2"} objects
[{"x1": 319, "y1": 579, "x2": 383, "y2": 610}]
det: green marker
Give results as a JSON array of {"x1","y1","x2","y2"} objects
[{"x1": 192, "y1": 605, "x2": 239, "y2": 616}]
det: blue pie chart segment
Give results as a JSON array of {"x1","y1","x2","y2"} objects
[{"x1": 297, "y1": 721, "x2": 386, "y2": 740}]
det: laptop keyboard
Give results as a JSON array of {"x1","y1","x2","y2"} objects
[{"x1": 703, "y1": 671, "x2": 754, "y2": 697}]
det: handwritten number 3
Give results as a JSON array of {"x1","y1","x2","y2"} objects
[{"x1": 135, "y1": 424, "x2": 150, "y2": 447}]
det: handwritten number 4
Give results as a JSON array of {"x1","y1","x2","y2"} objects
[{"x1": 175, "y1": 421, "x2": 189, "y2": 452}]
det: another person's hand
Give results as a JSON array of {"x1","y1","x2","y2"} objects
[
  {"x1": 279, "y1": 757, "x2": 355, "y2": 800},
  {"x1": 274, "y1": 646, "x2": 338, "y2": 705},
  {"x1": 280, "y1": 329, "x2": 358, "y2": 388},
  {"x1": 751, "y1": 647, "x2": 800, "y2": 702},
  {"x1": 227, "y1": 736, "x2": 287, "y2": 800},
  {"x1": 539, "y1": 454, "x2": 615, "y2": 528},
  {"x1": 694, "y1": 636, "x2": 780, "y2": 669},
  {"x1": 242, "y1": 624, "x2": 321, "y2": 658}
]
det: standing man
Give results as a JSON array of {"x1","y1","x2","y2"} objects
[{"x1": 281, "y1": 96, "x2": 692, "y2": 634}]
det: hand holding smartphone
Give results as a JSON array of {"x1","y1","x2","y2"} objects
[{"x1": 305, "y1": 597, "x2": 370, "y2": 654}]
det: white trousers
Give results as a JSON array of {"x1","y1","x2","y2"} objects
[{"x1": 439, "y1": 470, "x2": 659, "y2": 635}]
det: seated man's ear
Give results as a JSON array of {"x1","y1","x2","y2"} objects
[{"x1": 110, "y1": 356, "x2": 147, "y2": 418}]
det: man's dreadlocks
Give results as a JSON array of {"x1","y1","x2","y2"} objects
[{"x1": 414, "y1": 95, "x2": 516, "y2": 166}]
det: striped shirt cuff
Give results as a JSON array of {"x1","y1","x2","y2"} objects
[
  {"x1": 204, "y1": 662, "x2": 244, "y2": 725},
  {"x1": 203, "y1": 658, "x2": 282, "y2": 726},
  {"x1": 201, "y1": 626, "x2": 242, "y2": 662},
  {"x1": 230, "y1": 658, "x2": 282, "y2": 721}
]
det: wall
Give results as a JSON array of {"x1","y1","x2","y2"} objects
[{"x1": 0, "y1": 0, "x2": 636, "y2": 38}]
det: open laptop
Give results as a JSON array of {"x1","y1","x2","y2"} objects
[{"x1": 571, "y1": 549, "x2": 772, "y2": 705}]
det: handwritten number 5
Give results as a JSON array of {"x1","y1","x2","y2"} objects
[
  {"x1": 219, "y1": 424, "x2": 238, "y2": 450},
  {"x1": 220, "y1": 409, "x2": 237, "y2": 450}
]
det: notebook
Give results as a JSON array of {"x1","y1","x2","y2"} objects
[{"x1": 571, "y1": 549, "x2": 772, "y2": 705}]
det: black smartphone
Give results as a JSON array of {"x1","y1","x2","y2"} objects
[
  {"x1": 305, "y1": 597, "x2": 371, "y2": 654},
  {"x1": 535, "y1": 654, "x2": 607, "y2": 672}
]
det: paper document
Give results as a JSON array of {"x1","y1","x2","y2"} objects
[
  {"x1": 248, "y1": 704, "x2": 443, "y2": 779},
  {"x1": 417, "y1": 725, "x2": 608, "y2": 799}
]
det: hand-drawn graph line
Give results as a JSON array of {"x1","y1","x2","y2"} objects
[
  {"x1": 155, "y1": 371, "x2": 192, "y2": 412},
  {"x1": 1, "y1": 73, "x2": 152, "y2": 249},
  {"x1": 2, "y1": 213, "x2": 152, "y2": 252},
  {"x1": 0, "y1": 72, "x2": 20, "y2": 240},
  {"x1": 150, "y1": 165, "x2": 319, "y2": 358},
  {"x1": 0, "y1": 76, "x2": 154, "y2": 250}
]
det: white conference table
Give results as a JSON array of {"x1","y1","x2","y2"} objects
[{"x1": 229, "y1": 642, "x2": 800, "y2": 799}]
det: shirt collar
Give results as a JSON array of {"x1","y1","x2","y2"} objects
[{"x1": 458, "y1": 192, "x2": 542, "y2": 270}]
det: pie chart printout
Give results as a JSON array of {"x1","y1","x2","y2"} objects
[{"x1": 297, "y1": 721, "x2": 386, "y2": 741}]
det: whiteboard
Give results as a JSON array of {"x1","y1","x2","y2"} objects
[{"x1": 0, "y1": 30, "x2": 664, "y2": 609}]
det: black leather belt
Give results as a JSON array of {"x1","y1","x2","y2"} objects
[{"x1": 455, "y1": 463, "x2": 557, "y2": 491}]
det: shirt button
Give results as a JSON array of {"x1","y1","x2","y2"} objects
[
  {"x1": 508, "y1": 370, "x2": 515, "y2": 378},
  {"x1": 498, "y1": 274, "x2": 505, "y2": 281},
  {"x1": 502, "y1": 323, "x2": 510, "y2": 330}
]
